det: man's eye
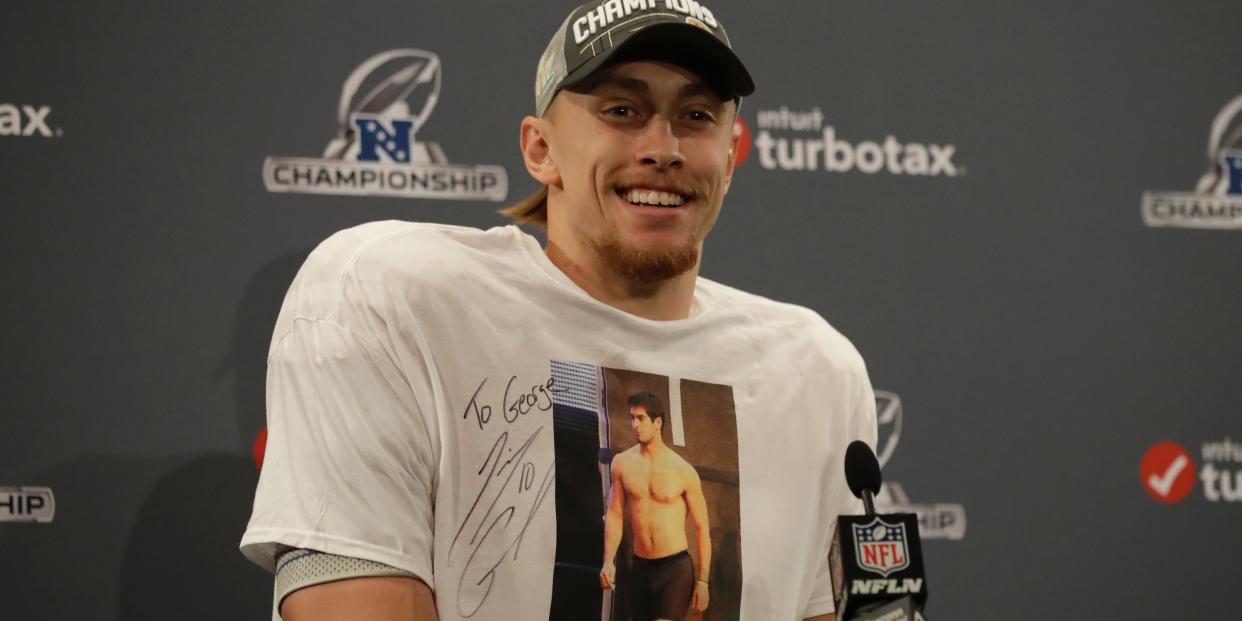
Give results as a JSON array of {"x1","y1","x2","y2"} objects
[
  {"x1": 606, "y1": 106, "x2": 635, "y2": 117},
  {"x1": 686, "y1": 110, "x2": 715, "y2": 123}
]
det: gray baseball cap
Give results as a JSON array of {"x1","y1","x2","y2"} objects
[{"x1": 534, "y1": 0, "x2": 754, "y2": 116}]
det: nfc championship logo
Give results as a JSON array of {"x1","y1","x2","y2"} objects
[
  {"x1": 0, "y1": 486, "x2": 56, "y2": 523},
  {"x1": 852, "y1": 516, "x2": 910, "y2": 577},
  {"x1": 263, "y1": 49, "x2": 508, "y2": 201},
  {"x1": 873, "y1": 391, "x2": 968, "y2": 540},
  {"x1": 1142, "y1": 93, "x2": 1242, "y2": 230}
]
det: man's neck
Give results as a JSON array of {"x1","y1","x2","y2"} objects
[
  {"x1": 545, "y1": 240, "x2": 700, "y2": 321},
  {"x1": 639, "y1": 439, "x2": 667, "y2": 457}
]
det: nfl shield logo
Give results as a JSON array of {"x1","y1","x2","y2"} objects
[{"x1": 852, "y1": 516, "x2": 910, "y2": 577}]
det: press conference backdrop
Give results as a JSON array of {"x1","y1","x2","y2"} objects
[{"x1": 1, "y1": 0, "x2": 1239, "y2": 618}]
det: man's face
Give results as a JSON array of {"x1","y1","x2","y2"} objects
[
  {"x1": 539, "y1": 60, "x2": 740, "y2": 282},
  {"x1": 630, "y1": 405, "x2": 662, "y2": 445}
]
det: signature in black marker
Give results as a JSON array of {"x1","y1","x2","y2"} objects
[{"x1": 449, "y1": 426, "x2": 555, "y2": 617}]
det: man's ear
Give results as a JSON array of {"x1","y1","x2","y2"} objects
[
  {"x1": 722, "y1": 110, "x2": 743, "y2": 192},
  {"x1": 520, "y1": 115, "x2": 560, "y2": 186}
]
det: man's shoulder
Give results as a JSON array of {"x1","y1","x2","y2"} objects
[
  {"x1": 617, "y1": 445, "x2": 642, "y2": 460},
  {"x1": 698, "y1": 277, "x2": 865, "y2": 370},
  {"x1": 614, "y1": 446, "x2": 645, "y2": 469},
  {"x1": 670, "y1": 450, "x2": 696, "y2": 474},
  {"x1": 300, "y1": 220, "x2": 528, "y2": 286}
]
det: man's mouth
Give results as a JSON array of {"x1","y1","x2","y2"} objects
[{"x1": 616, "y1": 186, "x2": 689, "y2": 208}]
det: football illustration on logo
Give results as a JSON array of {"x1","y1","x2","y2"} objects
[
  {"x1": 1194, "y1": 93, "x2": 1242, "y2": 197},
  {"x1": 323, "y1": 49, "x2": 445, "y2": 164}
]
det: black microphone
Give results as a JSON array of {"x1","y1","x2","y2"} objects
[
  {"x1": 830, "y1": 441, "x2": 929, "y2": 621},
  {"x1": 845, "y1": 440, "x2": 882, "y2": 516}
]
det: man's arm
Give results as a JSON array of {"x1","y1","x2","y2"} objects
[
  {"x1": 281, "y1": 576, "x2": 437, "y2": 620},
  {"x1": 600, "y1": 459, "x2": 626, "y2": 589},
  {"x1": 684, "y1": 467, "x2": 711, "y2": 613}
]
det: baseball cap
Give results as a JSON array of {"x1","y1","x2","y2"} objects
[
  {"x1": 503, "y1": 0, "x2": 753, "y2": 226},
  {"x1": 533, "y1": 0, "x2": 754, "y2": 116}
]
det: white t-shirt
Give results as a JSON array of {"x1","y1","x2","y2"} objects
[{"x1": 241, "y1": 221, "x2": 877, "y2": 620}]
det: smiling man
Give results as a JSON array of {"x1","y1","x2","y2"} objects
[{"x1": 241, "y1": 1, "x2": 876, "y2": 620}]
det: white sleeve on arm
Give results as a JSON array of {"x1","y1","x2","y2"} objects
[
  {"x1": 240, "y1": 310, "x2": 437, "y2": 590},
  {"x1": 802, "y1": 370, "x2": 878, "y2": 619}
]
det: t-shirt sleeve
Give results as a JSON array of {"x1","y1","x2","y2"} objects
[
  {"x1": 240, "y1": 296, "x2": 437, "y2": 588},
  {"x1": 801, "y1": 368, "x2": 878, "y2": 619}
]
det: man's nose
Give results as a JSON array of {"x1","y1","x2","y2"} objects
[{"x1": 636, "y1": 117, "x2": 684, "y2": 170}]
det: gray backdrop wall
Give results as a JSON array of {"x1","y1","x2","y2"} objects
[{"x1": 2, "y1": 0, "x2": 1240, "y2": 618}]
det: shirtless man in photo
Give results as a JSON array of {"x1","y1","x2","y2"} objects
[{"x1": 600, "y1": 391, "x2": 711, "y2": 621}]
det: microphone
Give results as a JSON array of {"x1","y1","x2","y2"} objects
[
  {"x1": 845, "y1": 440, "x2": 882, "y2": 516},
  {"x1": 830, "y1": 441, "x2": 929, "y2": 621}
]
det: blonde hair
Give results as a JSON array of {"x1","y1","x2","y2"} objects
[{"x1": 498, "y1": 185, "x2": 549, "y2": 228}]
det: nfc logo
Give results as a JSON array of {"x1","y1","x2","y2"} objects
[
  {"x1": 1223, "y1": 152, "x2": 1242, "y2": 195},
  {"x1": 0, "y1": 486, "x2": 56, "y2": 523},
  {"x1": 353, "y1": 114, "x2": 413, "y2": 163}
]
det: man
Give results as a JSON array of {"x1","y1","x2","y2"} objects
[
  {"x1": 600, "y1": 392, "x2": 711, "y2": 621},
  {"x1": 242, "y1": 1, "x2": 876, "y2": 620}
]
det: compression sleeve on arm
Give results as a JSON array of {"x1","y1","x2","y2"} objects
[{"x1": 274, "y1": 548, "x2": 420, "y2": 606}]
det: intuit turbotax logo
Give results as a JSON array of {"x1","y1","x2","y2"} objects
[
  {"x1": 1141, "y1": 93, "x2": 1242, "y2": 230},
  {"x1": 263, "y1": 49, "x2": 508, "y2": 201},
  {"x1": 1140, "y1": 438, "x2": 1242, "y2": 504},
  {"x1": 742, "y1": 106, "x2": 962, "y2": 177},
  {"x1": 0, "y1": 104, "x2": 61, "y2": 138}
]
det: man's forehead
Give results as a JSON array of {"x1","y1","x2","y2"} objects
[{"x1": 575, "y1": 61, "x2": 727, "y2": 101}]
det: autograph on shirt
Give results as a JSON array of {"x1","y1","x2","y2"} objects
[
  {"x1": 449, "y1": 425, "x2": 555, "y2": 617},
  {"x1": 462, "y1": 375, "x2": 565, "y2": 430}
]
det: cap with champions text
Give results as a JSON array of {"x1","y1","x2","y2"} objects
[
  {"x1": 534, "y1": 0, "x2": 754, "y2": 116},
  {"x1": 505, "y1": 0, "x2": 754, "y2": 225}
]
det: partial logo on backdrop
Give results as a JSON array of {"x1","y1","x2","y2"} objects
[
  {"x1": 0, "y1": 486, "x2": 56, "y2": 523},
  {"x1": 263, "y1": 49, "x2": 508, "y2": 201},
  {"x1": 872, "y1": 391, "x2": 968, "y2": 539},
  {"x1": 737, "y1": 106, "x2": 963, "y2": 177},
  {"x1": 1140, "y1": 438, "x2": 1241, "y2": 504},
  {"x1": 1141, "y1": 93, "x2": 1242, "y2": 230},
  {"x1": 852, "y1": 516, "x2": 911, "y2": 577},
  {"x1": 0, "y1": 104, "x2": 61, "y2": 138}
]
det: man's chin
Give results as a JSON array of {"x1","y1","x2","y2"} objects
[{"x1": 593, "y1": 233, "x2": 699, "y2": 284}]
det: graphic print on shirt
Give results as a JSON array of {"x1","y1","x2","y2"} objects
[{"x1": 549, "y1": 361, "x2": 742, "y2": 621}]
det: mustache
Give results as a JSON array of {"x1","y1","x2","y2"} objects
[{"x1": 609, "y1": 175, "x2": 703, "y2": 199}]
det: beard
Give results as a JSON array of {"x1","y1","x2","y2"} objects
[{"x1": 591, "y1": 228, "x2": 700, "y2": 284}]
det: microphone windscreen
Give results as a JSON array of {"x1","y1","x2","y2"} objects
[{"x1": 845, "y1": 440, "x2": 883, "y2": 499}]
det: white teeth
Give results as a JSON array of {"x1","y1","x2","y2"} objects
[{"x1": 622, "y1": 188, "x2": 685, "y2": 207}]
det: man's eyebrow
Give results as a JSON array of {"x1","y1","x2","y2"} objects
[{"x1": 677, "y1": 81, "x2": 719, "y2": 99}]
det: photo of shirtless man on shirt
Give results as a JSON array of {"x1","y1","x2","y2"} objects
[{"x1": 600, "y1": 391, "x2": 712, "y2": 621}]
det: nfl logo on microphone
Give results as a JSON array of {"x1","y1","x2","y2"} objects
[{"x1": 853, "y1": 517, "x2": 911, "y2": 577}]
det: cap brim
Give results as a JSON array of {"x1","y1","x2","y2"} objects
[{"x1": 562, "y1": 21, "x2": 754, "y2": 101}]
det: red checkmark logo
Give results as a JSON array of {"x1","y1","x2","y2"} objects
[
  {"x1": 734, "y1": 117, "x2": 752, "y2": 167},
  {"x1": 1140, "y1": 442, "x2": 1196, "y2": 503}
]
